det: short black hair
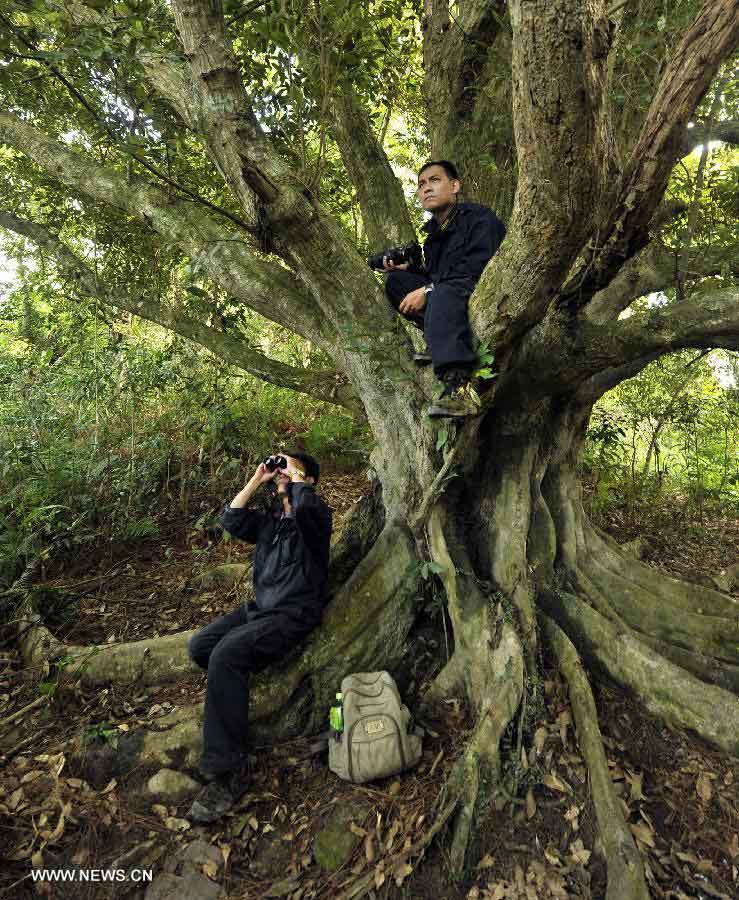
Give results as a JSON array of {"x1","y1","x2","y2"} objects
[
  {"x1": 418, "y1": 159, "x2": 459, "y2": 181},
  {"x1": 284, "y1": 449, "x2": 321, "y2": 484}
]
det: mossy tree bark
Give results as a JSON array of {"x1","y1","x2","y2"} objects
[{"x1": 2, "y1": 0, "x2": 739, "y2": 893}]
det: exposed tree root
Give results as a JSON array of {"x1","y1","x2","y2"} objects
[
  {"x1": 426, "y1": 506, "x2": 525, "y2": 873},
  {"x1": 578, "y1": 547, "x2": 739, "y2": 664},
  {"x1": 634, "y1": 632, "x2": 739, "y2": 695},
  {"x1": 543, "y1": 616, "x2": 649, "y2": 900},
  {"x1": 584, "y1": 525, "x2": 737, "y2": 619},
  {"x1": 540, "y1": 588, "x2": 739, "y2": 756},
  {"x1": 442, "y1": 624, "x2": 524, "y2": 876},
  {"x1": 334, "y1": 797, "x2": 459, "y2": 900}
]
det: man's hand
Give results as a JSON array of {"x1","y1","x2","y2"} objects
[
  {"x1": 399, "y1": 287, "x2": 427, "y2": 316},
  {"x1": 252, "y1": 462, "x2": 278, "y2": 485},
  {"x1": 382, "y1": 257, "x2": 410, "y2": 272}
]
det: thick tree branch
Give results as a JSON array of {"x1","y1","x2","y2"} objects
[
  {"x1": 0, "y1": 110, "x2": 322, "y2": 340},
  {"x1": 61, "y1": 0, "x2": 394, "y2": 343},
  {"x1": 586, "y1": 239, "x2": 739, "y2": 324},
  {"x1": 57, "y1": 1, "x2": 261, "y2": 228},
  {"x1": 423, "y1": 0, "x2": 507, "y2": 156},
  {"x1": 568, "y1": 286, "x2": 739, "y2": 400},
  {"x1": 168, "y1": 0, "x2": 313, "y2": 222},
  {"x1": 470, "y1": 0, "x2": 618, "y2": 352},
  {"x1": 679, "y1": 118, "x2": 739, "y2": 157},
  {"x1": 559, "y1": 1, "x2": 739, "y2": 307},
  {"x1": 327, "y1": 87, "x2": 415, "y2": 250},
  {"x1": 166, "y1": 0, "x2": 399, "y2": 340},
  {"x1": 3, "y1": 5, "x2": 257, "y2": 236},
  {"x1": 0, "y1": 212, "x2": 360, "y2": 413},
  {"x1": 610, "y1": 287, "x2": 739, "y2": 358}
]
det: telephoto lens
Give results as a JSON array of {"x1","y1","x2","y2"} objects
[{"x1": 263, "y1": 454, "x2": 288, "y2": 472}]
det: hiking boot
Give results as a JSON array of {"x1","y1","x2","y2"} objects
[
  {"x1": 427, "y1": 369, "x2": 478, "y2": 418},
  {"x1": 412, "y1": 350, "x2": 433, "y2": 367},
  {"x1": 189, "y1": 764, "x2": 250, "y2": 824}
]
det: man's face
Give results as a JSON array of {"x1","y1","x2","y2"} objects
[
  {"x1": 417, "y1": 165, "x2": 460, "y2": 212},
  {"x1": 274, "y1": 454, "x2": 315, "y2": 495}
]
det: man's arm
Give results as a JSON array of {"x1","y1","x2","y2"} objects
[
  {"x1": 280, "y1": 456, "x2": 332, "y2": 569},
  {"x1": 290, "y1": 483, "x2": 333, "y2": 570},
  {"x1": 436, "y1": 210, "x2": 507, "y2": 290},
  {"x1": 220, "y1": 463, "x2": 274, "y2": 543}
]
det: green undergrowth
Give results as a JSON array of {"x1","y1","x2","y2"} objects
[{"x1": 0, "y1": 299, "x2": 370, "y2": 587}]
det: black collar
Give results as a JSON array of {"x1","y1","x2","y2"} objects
[{"x1": 422, "y1": 204, "x2": 461, "y2": 236}]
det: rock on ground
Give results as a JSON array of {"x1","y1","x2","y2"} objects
[{"x1": 146, "y1": 768, "x2": 201, "y2": 801}]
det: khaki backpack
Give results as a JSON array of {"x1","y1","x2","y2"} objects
[{"x1": 328, "y1": 671, "x2": 422, "y2": 784}]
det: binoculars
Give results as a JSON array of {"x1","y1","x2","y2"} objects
[{"x1": 263, "y1": 454, "x2": 288, "y2": 472}]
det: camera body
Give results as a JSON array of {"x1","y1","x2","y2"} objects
[
  {"x1": 367, "y1": 242, "x2": 423, "y2": 272},
  {"x1": 263, "y1": 454, "x2": 288, "y2": 472}
]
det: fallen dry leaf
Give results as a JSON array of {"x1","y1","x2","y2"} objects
[
  {"x1": 202, "y1": 859, "x2": 219, "y2": 880},
  {"x1": 543, "y1": 772, "x2": 571, "y2": 794},
  {"x1": 564, "y1": 805, "x2": 580, "y2": 831},
  {"x1": 477, "y1": 853, "x2": 495, "y2": 870},
  {"x1": 696, "y1": 772, "x2": 713, "y2": 804},
  {"x1": 374, "y1": 865, "x2": 385, "y2": 890},
  {"x1": 625, "y1": 769, "x2": 645, "y2": 803},
  {"x1": 630, "y1": 821, "x2": 655, "y2": 848},
  {"x1": 164, "y1": 817, "x2": 190, "y2": 833},
  {"x1": 394, "y1": 862, "x2": 413, "y2": 886},
  {"x1": 526, "y1": 787, "x2": 536, "y2": 820},
  {"x1": 533, "y1": 726, "x2": 547, "y2": 756},
  {"x1": 569, "y1": 838, "x2": 591, "y2": 866}
]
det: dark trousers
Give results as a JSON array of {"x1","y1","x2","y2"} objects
[
  {"x1": 385, "y1": 270, "x2": 477, "y2": 375},
  {"x1": 188, "y1": 605, "x2": 314, "y2": 775}
]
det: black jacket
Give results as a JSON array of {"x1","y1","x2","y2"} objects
[
  {"x1": 220, "y1": 483, "x2": 332, "y2": 624},
  {"x1": 420, "y1": 202, "x2": 506, "y2": 295}
]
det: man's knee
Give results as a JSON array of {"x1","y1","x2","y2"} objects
[
  {"x1": 188, "y1": 632, "x2": 210, "y2": 669},
  {"x1": 384, "y1": 271, "x2": 405, "y2": 307},
  {"x1": 385, "y1": 270, "x2": 426, "y2": 306},
  {"x1": 208, "y1": 634, "x2": 256, "y2": 674}
]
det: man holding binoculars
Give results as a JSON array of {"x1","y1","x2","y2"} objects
[{"x1": 187, "y1": 451, "x2": 332, "y2": 823}]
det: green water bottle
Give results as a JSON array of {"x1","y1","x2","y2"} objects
[{"x1": 329, "y1": 692, "x2": 344, "y2": 740}]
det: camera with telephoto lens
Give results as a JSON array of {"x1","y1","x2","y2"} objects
[
  {"x1": 367, "y1": 242, "x2": 423, "y2": 272},
  {"x1": 263, "y1": 454, "x2": 288, "y2": 472}
]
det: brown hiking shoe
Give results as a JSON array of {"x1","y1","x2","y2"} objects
[
  {"x1": 427, "y1": 385, "x2": 479, "y2": 418},
  {"x1": 427, "y1": 369, "x2": 479, "y2": 418},
  {"x1": 189, "y1": 763, "x2": 250, "y2": 823}
]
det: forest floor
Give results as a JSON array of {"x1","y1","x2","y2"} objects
[{"x1": 1, "y1": 470, "x2": 738, "y2": 900}]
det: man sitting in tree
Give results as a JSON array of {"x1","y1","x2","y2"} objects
[
  {"x1": 384, "y1": 160, "x2": 506, "y2": 418},
  {"x1": 187, "y1": 451, "x2": 332, "y2": 823}
]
